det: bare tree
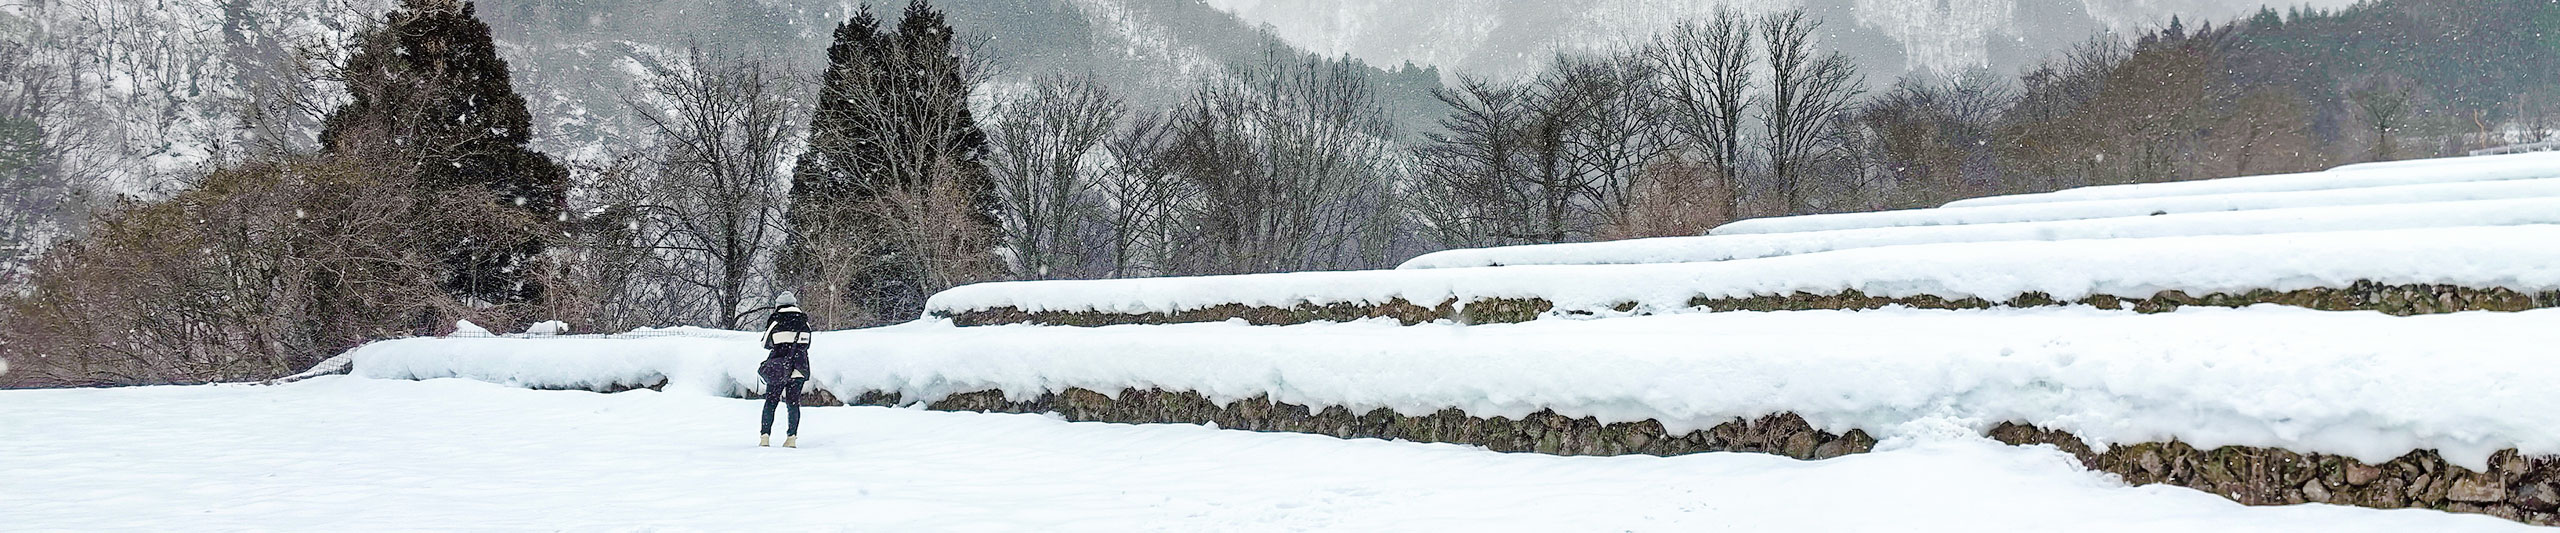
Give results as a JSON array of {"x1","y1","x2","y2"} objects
[
  {"x1": 1413, "y1": 51, "x2": 1671, "y2": 246},
  {"x1": 1569, "y1": 50, "x2": 1675, "y2": 222},
  {"x1": 1412, "y1": 76, "x2": 1530, "y2": 248},
  {"x1": 3, "y1": 155, "x2": 535, "y2": 387},
  {"x1": 612, "y1": 47, "x2": 800, "y2": 328},
  {"x1": 0, "y1": 37, "x2": 99, "y2": 287},
  {"x1": 1761, "y1": 10, "x2": 1864, "y2": 214},
  {"x1": 986, "y1": 74, "x2": 1125, "y2": 280},
  {"x1": 1859, "y1": 69, "x2": 2015, "y2": 208},
  {"x1": 1095, "y1": 111, "x2": 1183, "y2": 277},
  {"x1": 2350, "y1": 73, "x2": 2418, "y2": 162},
  {"x1": 2512, "y1": 92, "x2": 2554, "y2": 144},
  {"x1": 1650, "y1": 9, "x2": 1756, "y2": 215},
  {"x1": 1162, "y1": 47, "x2": 1397, "y2": 275}
]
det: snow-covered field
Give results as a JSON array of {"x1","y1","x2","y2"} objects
[
  {"x1": 1400, "y1": 197, "x2": 2560, "y2": 269},
  {"x1": 357, "y1": 307, "x2": 2560, "y2": 471},
  {"x1": 0, "y1": 377, "x2": 2541, "y2": 531},
  {"x1": 1712, "y1": 177, "x2": 2560, "y2": 235},
  {"x1": 1941, "y1": 151, "x2": 2560, "y2": 208},
  {"x1": 930, "y1": 225, "x2": 2560, "y2": 317}
]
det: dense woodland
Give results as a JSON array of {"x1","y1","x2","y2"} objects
[{"x1": 1, "y1": 0, "x2": 2554, "y2": 386}]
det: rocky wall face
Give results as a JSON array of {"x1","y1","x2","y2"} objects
[
  {"x1": 1990, "y1": 424, "x2": 2560, "y2": 524},
  {"x1": 943, "y1": 297, "x2": 1551, "y2": 327},
  {"x1": 936, "y1": 282, "x2": 2560, "y2": 327},
  {"x1": 818, "y1": 386, "x2": 2557, "y2": 526}
]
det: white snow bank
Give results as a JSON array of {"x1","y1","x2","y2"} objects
[
  {"x1": 2330, "y1": 150, "x2": 2560, "y2": 172},
  {"x1": 5, "y1": 378, "x2": 2534, "y2": 531},
  {"x1": 350, "y1": 327, "x2": 762, "y2": 397},
  {"x1": 1713, "y1": 177, "x2": 2560, "y2": 236},
  {"x1": 450, "y1": 320, "x2": 491, "y2": 337},
  {"x1": 349, "y1": 307, "x2": 2560, "y2": 470},
  {"x1": 524, "y1": 321, "x2": 570, "y2": 335},
  {"x1": 930, "y1": 225, "x2": 2560, "y2": 317},
  {"x1": 1944, "y1": 151, "x2": 2560, "y2": 208},
  {"x1": 1399, "y1": 197, "x2": 2560, "y2": 269}
]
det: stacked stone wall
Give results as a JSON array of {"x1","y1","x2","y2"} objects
[
  {"x1": 940, "y1": 282, "x2": 2560, "y2": 327},
  {"x1": 800, "y1": 386, "x2": 2556, "y2": 526}
]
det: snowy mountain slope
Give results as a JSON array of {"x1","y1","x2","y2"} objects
[
  {"x1": 1204, "y1": 0, "x2": 2365, "y2": 80},
  {"x1": 3, "y1": 0, "x2": 386, "y2": 191},
  {"x1": 3, "y1": 377, "x2": 2533, "y2": 531},
  {"x1": 11, "y1": 0, "x2": 1428, "y2": 196}
]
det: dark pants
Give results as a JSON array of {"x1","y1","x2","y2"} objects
[{"x1": 760, "y1": 377, "x2": 803, "y2": 436}]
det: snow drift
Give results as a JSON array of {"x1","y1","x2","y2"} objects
[
  {"x1": 349, "y1": 307, "x2": 2560, "y2": 471},
  {"x1": 928, "y1": 225, "x2": 2560, "y2": 318},
  {"x1": 1398, "y1": 197, "x2": 2560, "y2": 269},
  {"x1": 1710, "y1": 177, "x2": 2560, "y2": 236},
  {"x1": 1942, "y1": 151, "x2": 2560, "y2": 209}
]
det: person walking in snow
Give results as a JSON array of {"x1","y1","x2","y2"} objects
[{"x1": 759, "y1": 292, "x2": 814, "y2": 447}]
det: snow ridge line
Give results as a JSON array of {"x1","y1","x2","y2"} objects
[
  {"x1": 925, "y1": 226, "x2": 2560, "y2": 320},
  {"x1": 1941, "y1": 151, "x2": 2560, "y2": 209},
  {"x1": 1399, "y1": 196, "x2": 2560, "y2": 270},
  {"x1": 941, "y1": 282, "x2": 2559, "y2": 327},
  {"x1": 1713, "y1": 177, "x2": 2560, "y2": 236}
]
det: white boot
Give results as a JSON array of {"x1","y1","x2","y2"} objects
[
  {"x1": 783, "y1": 435, "x2": 798, "y2": 448},
  {"x1": 759, "y1": 434, "x2": 771, "y2": 447}
]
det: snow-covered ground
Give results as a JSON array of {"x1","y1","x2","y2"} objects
[
  {"x1": 1399, "y1": 197, "x2": 2560, "y2": 269},
  {"x1": 930, "y1": 225, "x2": 2560, "y2": 317},
  {"x1": 357, "y1": 307, "x2": 2560, "y2": 471},
  {"x1": 1712, "y1": 177, "x2": 2560, "y2": 235},
  {"x1": 0, "y1": 377, "x2": 2539, "y2": 531},
  {"x1": 1942, "y1": 151, "x2": 2560, "y2": 208}
]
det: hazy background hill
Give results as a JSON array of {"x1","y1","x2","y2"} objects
[{"x1": 1201, "y1": 0, "x2": 2364, "y2": 79}]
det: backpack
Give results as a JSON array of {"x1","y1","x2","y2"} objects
[{"x1": 764, "y1": 308, "x2": 812, "y2": 347}]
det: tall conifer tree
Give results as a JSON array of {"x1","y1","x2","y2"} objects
[
  {"x1": 320, "y1": 0, "x2": 567, "y2": 307},
  {"x1": 785, "y1": 0, "x2": 997, "y2": 325}
]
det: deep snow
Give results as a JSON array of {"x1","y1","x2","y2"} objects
[
  {"x1": 1942, "y1": 151, "x2": 2560, "y2": 208},
  {"x1": 1398, "y1": 197, "x2": 2560, "y2": 269},
  {"x1": 356, "y1": 307, "x2": 2560, "y2": 471},
  {"x1": 1712, "y1": 177, "x2": 2560, "y2": 235},
  {"x1": 928, "y1": 225, "x2": 2560, "y2": 318},
  {"x1": 0, "y1": 377, "x2": 2539, "y2": 531}
]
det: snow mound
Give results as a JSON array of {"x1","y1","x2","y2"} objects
[
  {"x1": 930, "y1": 225, "x2": 2560, "y2": 317},
  {"x1": 449, "y1": 320, "x2": 492, "y2": 337},
  {"x1": 348, "y1": 307, "x2": 2560, "y2": 471},
  {"x1": 524, "y1": 321, "x2": 570, "y2": 336},
  {"x1": 1711, "y1": 177, "x2": 2560, "y2": 236},
  {"x1": 1943, "y1": 151, "x2": 2560, "y2": 208},
  {"x1": 1400, "y1": 197, "x2": 2560, "y2": 269}
]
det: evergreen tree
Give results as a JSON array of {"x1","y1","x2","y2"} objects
[
  {"x1": 784, "y1": 0, "x2": 998, "y2": 326},
  {"x1": 319, "y1": 0, "x2": 567, "y2": 307}
]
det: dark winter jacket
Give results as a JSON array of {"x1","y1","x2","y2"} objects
[{"x1": 759, "y1": 306, "x2": 813, "y2": 383}]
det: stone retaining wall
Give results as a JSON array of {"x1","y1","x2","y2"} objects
[
  {"x1": 812, "y1": 386, "x2": 2560, "y2": 526},
  {"x1": 938, "y1": 282, "x2": 2560, "y2": 327}
]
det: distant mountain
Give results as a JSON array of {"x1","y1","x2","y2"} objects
[
  {"x1": 1200, "y1": 0, "x2": 2364, "y2": 81},
  {"x1": 478, "y1": 0, "x2": 1449, "y2": 159},
  {"x1": 8, "y1": 0, "x2": 1443, "y2": 194}
]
